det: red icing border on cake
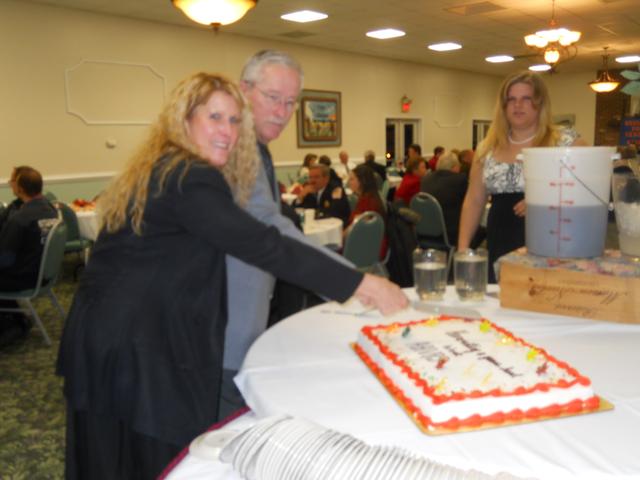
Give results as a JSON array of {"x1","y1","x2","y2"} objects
[
  {"x1": 354, "y1": 342, "x2": 600, "y2": 431},
  {"x1": 357, "y1": 316, "x2": 600, "y2": 430}
]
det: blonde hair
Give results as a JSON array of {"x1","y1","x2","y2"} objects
[
  {"x1": 476, "y1": 71, "x2": 559, "y2": 163},
  {"x1": 98, "y1": 72, "x2": 257, "y2": 235}
]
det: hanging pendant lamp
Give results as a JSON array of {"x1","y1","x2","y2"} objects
[{"x1": 172, "y1": 0, "x2": 257, "y2": 30}]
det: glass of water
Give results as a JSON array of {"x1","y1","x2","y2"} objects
[
  {"x1": 413, "y1": 248, "x2": 447, "y2": 301},
  {"x1": 454, "y1": 248, "x2": 487, "y2": 301}
]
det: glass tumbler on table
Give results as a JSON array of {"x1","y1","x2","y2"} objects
[
  {"x1": 454, "y1": 248, "x2": 487, "y2": 301},
  {"x1": 413, "y1": 248, "x2": 447, "y2": 301},
  {"x1": 612, "y1": 172, "x2": 640, "y2": 259}
]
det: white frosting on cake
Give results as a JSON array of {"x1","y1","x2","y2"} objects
[{"x1": 357, "y1": 317, "x2": 596, "y2": 428}]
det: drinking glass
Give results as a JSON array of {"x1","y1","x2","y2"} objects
[
  {"x1": 413, "y1": 248, "x2": 447, "y2": 301},
  {"x1": 454, "y1": 248, "x2": 487, "y2": 301},
  {"x1": 612, "y1": 172, "x2": 640, "y2": 259}
]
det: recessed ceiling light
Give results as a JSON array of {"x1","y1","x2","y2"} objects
[
  {"x1": 529, "y1": 64, "x2": 552, "y2": 72},
  {"x1": 366, "y1": 28, "x2": 406, "y2": 40},
  {"x1": 485, "y1": 55, "x2": 514, "y2": 63},
  {"x1": 615, "y1": 55, "x2": 640, "y2": 63},
  {"x1": 280, "y1": 10, "x2": 328, "y2": 23},
  {"x1": 428, "y1": 42, "x2": 462, "y2": 52}
]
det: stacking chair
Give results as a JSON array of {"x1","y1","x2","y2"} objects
[
  {"x1": 343, "y1": 211, "x2": 385, "y2": 273},
  {"x1": 0, "y1": 219, "x2": 67, "y2": 346},
  {"x1": 43, "y1": 191, "x2": 57, "y2": 202},
  {"x1": 409, "y1": 192, "x2": 456, "y2": 274},
  {"x1": 379, "y1": 179, "x2": 390, "y2": 206},
  {"x1": 57, "y1": 202, "x2": 93, "y2": 258}
]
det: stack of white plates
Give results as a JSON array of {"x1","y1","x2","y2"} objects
[{"x1": 218, "y1": 416, "x2": 531, "y2": 480}]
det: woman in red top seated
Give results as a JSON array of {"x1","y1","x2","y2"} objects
[
  {"x1": 347, "y1": 164, "x2": 388, "y2": 259},
  {"x1": 394, "y1": 156, "x2": 427, "y2": 205}
]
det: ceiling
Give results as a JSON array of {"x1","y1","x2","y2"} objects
[{"x1": 24, "y1": 0, "x2": 640, "y2": 76}]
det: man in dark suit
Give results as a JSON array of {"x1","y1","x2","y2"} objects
[
  {"x1": 0, "y1": 166, "x2": 29, "y2": 231},
  {"x1": 294, "y1": 164, "x2": 350, "y2": 226},
  {"x1": 420, "y1": 152, "x2": 468, "y2": 244},
  {"x1": 0, "y1": 167, "x2": 57, "y2": 345},
  {"x1": 363, "y1": 149, "x2": 387, "y2": 182}
]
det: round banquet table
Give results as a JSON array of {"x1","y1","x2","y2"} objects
[
  {"x1": 231, "y1": 286, "x2": 640, "y2": 480},
  {"x1": 303, "y1": 217, "x2": 343, "y2": 248},
  {"x1": 386, "y1": 174, "x2": 403, "y2": 189},
  {"x1": 74, "y1": 209, "x2": 99, "y2": 241}
]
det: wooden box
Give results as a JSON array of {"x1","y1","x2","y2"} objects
[{"x1": 498, "y1": 248, "x2": 640, "y2": 324}]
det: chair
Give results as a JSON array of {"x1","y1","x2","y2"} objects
[
  {"x1": 43, "y1": 191, "x2": 57, "y2": 202},
  {"x1": 343, "y1": 211, "x2": 385, "y2": 273},
  {"x1": 0, "y1": 219, "x2": 67, "y2": 346},
  {"x1": 379, "y1": 179, "x2": 390, "y2": 208},
  {"x1": 57, "y1": 202, "x2": 93, "y2": 266},
  {"x1": 409, "y1": 192, "x2": 456, "y2": 274}
]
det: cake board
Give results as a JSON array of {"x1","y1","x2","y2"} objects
[{"x1": 351, "y1": 343, "x2": 613, "y2": 436}]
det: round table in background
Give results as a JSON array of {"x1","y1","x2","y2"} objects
[{"x1": 303, "y1": 217, "x2": 343, "y2": 248}]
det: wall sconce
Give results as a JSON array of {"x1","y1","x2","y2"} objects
[{"x1": 172, "y1": 0, "x2": 257, "y2": 30}]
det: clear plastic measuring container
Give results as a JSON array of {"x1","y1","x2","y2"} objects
[{"x1": 522, "y1": 146, "x2": 616, "y2": 258}]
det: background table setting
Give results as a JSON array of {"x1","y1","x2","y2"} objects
[
  {"x1": 302, "y1": 217, "x2": 343, "y2": 248},
  {"x1": 165, "y1": 286, "x2": 640, "y2": 480}
]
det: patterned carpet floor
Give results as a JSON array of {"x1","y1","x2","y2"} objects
[{"x1": 0, "y1": 258, "x2": 79, "y2": 479}]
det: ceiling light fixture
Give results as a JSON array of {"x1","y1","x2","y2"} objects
[
  {"x1": 171, "y1": 0, "x2": 257, "y2": 30},
  {"x1": 485, "y1": 55, "x2": 514, "y2": 63},
  {"x1": 616, "y1": 55, "x2": 640, "y2": 64},
  {"x1": 589, "y1": 47, "x2": 619, "y2": 93},
  {"x1": 281, "y1": 10, "x2": 327, "y2": 23},
  {"x1": 523, "y1": 0, "x2": 580, "y2": 66},
  {"x1": 428, "y1": 42, "x2": 462, "y2": 52},
  {"x1": 366, "y1": 29, "x2": 405, "y2": 40},
  {"x1": 529, "y1": 64, "x2": 552, "y2": 72}
]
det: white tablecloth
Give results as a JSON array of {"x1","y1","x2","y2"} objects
[
  {"x1": 234, "y1": 287, "x2": 640, "y2": 480},
  {"x1": 387, "y1": 174, "x2": 403, "y2": 188},
  {"x1": 165, "y1": 287, "x2": 640, "y2": 479},
  {"x1": 303, "y1": 217, "x2": 343, "y2": 248},
  {"x1": 74, "y1": 209, "x2": 99, "y2": 241}
]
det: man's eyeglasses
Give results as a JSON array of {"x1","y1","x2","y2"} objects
[{"x1": 255, "y1": 87, "x2": 298, "y2": 111}]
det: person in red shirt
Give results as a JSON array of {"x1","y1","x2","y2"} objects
[
  {"x1": 428, "y1": 145, "x2": 444, "y2": 171},
  {"x1": 347, "y1": 164, "x2": 388, "y2": 258},
  {"x1": 394, "y1": 156, "x2": 428, "y2": 206}
]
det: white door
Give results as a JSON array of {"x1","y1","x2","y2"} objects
[{"x1": 386, "y1": 118, "x2": 421, "y2": 166}]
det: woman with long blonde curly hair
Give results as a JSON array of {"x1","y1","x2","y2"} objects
[
  {"x1": 458, "y1": 71, "x2": 586, "y2": 282},
  {"x1": 57, "y1": 72, "x2": 407, "y2": 480},
  {"x1": 98, "y1": 72, "x2": 257, "y2": 235}
]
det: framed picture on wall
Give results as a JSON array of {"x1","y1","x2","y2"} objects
[{"x1": 297, "y1": 89, "x2": 341, "y2": 147}]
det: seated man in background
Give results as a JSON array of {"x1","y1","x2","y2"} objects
[
  {"x1": 420, "y1": 151, "x2": 479, "y2": 246},
  {"x1": 0, "y1": 166, "x2": 29, "y2": 231},
  {"x1": 334, "y1": 150, "x2": 354, "y2": 183},
  {"x1": 294, "y1": 164, "x2": 351, "y2": 226},
  {"x1": 363, "y1": 149, "x2": 387, "y2": 182},
  {"x1": 0, "y1": 167, "x2": 58, "y2": 344},
  {"x1": 317, "y1": 154, "x2": 342, "y2": 186},
  {"x1": 394, "y1": 156, "x2": 428, "y2": 206}
]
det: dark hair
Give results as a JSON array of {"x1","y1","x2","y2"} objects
[
  {"x1": 10, "y1": 165, "x2": 30, "y2": 182},
  {"x1": 16, "y1": 167, "x2": 43, "y2": 197},
  {"x1": 303, "y1": 153, "x2": 317, "y2": 168},
  {"x1": 408, "y1": 143, "x2": 422, "y2": 155},
  {"x1": 318, "y1": 155, "x2": 331, "y2": 167},
  {"x1": 433, "y1": 146, "x2": 444, "y2": 155},
  {"x1": 353, "y1": 164, "x2": 379, "y2": 196}
]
